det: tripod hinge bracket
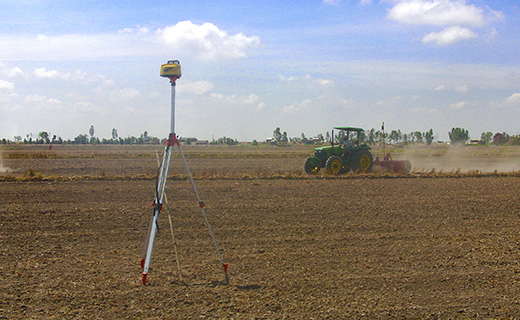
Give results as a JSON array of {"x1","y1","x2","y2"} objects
[{"x1": 166, "y1": 133, "x2": 180, "y2": 147}]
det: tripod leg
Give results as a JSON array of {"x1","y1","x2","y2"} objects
[
  {"x1": 142, "y1": 207, "x2": 160, "y2": 284},
  {"x1": 176, "y1": 144, "x2": 229, "y2": 284},
  {"x1": 140, "y1": 143, "x2": 174, "y2": 284}
]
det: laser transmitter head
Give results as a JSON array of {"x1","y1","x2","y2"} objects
[{"x1": 160, "y1": 60, "x2": 181, "y2": 78}]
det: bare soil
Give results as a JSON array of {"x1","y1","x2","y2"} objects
[{"x1": 2, "y1": 144, "x2": 520, "y2": 319}]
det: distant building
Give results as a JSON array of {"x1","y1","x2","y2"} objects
[
  {"x1": 178, "y1": 137, "x2": 198, "y2": 144},
  {"x1": 467, "y1": 139, "x2": 483, "y2": 145}
]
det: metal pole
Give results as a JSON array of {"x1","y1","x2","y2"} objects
[{"x1": 170, "y1": 80, "x2": 176, "y2": 134}]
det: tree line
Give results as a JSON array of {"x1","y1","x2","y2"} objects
[
  {"x1": 270, "y1": 127, "x2": 520, "y2": 146},
  {"x1": 2, "y1": 126, "x2": 520, "y2": 146}
]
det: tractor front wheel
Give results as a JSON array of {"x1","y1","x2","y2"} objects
[
  {"x1": 304, "y1": 156, "x2": 320, "y2": 174},
  {"x1": 326, "y1": 155, "x2": 344, "y2": 175},
  {"x1": 352, "y1": 149, "x2": 373, "y2": 173}
]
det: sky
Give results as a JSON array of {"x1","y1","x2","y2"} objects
[{"x1": 0, "y1": 0, "x2": 519, "y2": 142}]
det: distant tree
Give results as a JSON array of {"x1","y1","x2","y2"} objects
[
  {"x1": 402, "y1": 133, "x2": 408, "y2": 145},
  {"x1": 389, "y1": 130, "x2": 399, "y2": 144},
  {"x1": 358, "y1": 131, "x2": 367, "y2": 143},
  {"x1": 210, "y1": 136, "x2": 238, "y2": 145},
  {"x1": 481, "y1": 132, "x2": 493, "y2": 145},
  {"x1": 424, "y1": 129, "x2": 434, "y2": 145},
  {"x1": 282, "y1": 131, "x2": 288, "y2": 143},
  {"x1": 367, "y1": 128, "x2": 375, "y2": 145},
  {"x1": 112, "y1": 128, "x2": 118, "y2": 140},
  {"x1": 335, "y1": 130, "x2": 345, "y2": 143},
  {"x1": 273, "y1": 127, "x2": 282, "y2": 142},
  {"x1": 510, "y1": 135, "x2": 520, "y2": 146},
  {"x1": 14, "y1": 136, "x2": 22, "y2": 143},
  {"x1": 493, "y1": 132, "x2": 509, "y2": 145},
  {"x1": 38, "y1": 131, "x2": 50, "y2": 144},
  {"x1": 374, "y1": 130, "x2": 382, "y2": 144},
  {"x1": 89, "y1": 125, "x2": 95, "y2": 138},
  {"x1": 74, "y1": 134, "x2": 89, "y2": 144},
  {"x1": 449, "y1": 128, "x2": 469, "y2": 144},
  {"x1": 325, "y1": 131, "x2": 330, "y2": 142},
  {"x1": 413, "y1": 131, "x2": 423, "y2": 143}
]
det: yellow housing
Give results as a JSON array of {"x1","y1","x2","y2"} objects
[{"x1": 160, "y1": 60, "x2": 181, "y2": 78}]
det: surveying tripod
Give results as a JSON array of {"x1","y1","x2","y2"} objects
[{"x1": 140, "y1": 60, "x2": 228, "y2": 285}]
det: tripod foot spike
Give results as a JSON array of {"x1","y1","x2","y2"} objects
[
  {"x1": 142, "y1": 272, "x2": 148, "y2": 285},
  {"x1": 223, "y1": 263, "x2": 229, "y2": 285},
  {"x1": 140, "y1": 258, "x2": 145, "y2": 269}
]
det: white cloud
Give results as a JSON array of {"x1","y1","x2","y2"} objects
[
  {"x1": 119, "y1": 88, "x2": 140, "y2": 99},
  {"x1": 281, "y1": 99, "x2": 312, "y2": 114},
  {"x1": 388, "y1": 0, "x2": 486, "y2": 27},
  {"x1": 435, "y1": 84, "x2": 447, "y2": 91},
  {"x1": 388, "y1": 0, "x2": 504, "y2": 47},
  {"x1": 455, "y1": 84, "x2": 469, "y2": 93},
  {"x1": 0, "y1": 80, "x2": 15, "y2": 93},
  {"x1": 33, "y1": 68, "x2": 62, "y2": 79},
  {"x1": 279, "y1": 74, "x2": 334, "y2": 87},
  {"x1": 316, "y1": 78, "x2": 334, "y2": 86},
  {"x1": 279, "y1": 75, "x2": 298, "y2": 81},
  {"x1": 242, "y1": 94, "x2": 259, "y2": 104},
  {"x1": 256, "y1": 101, "x2": 266, "y2": 111},
  {"x1": 178, "y1": 80, "x2": 214, "y2": 95},
  {"x1": 24, "y1": 94, "x2": 63, "y2": 111},
  {"x1": 450, "y1": 101, "x2": 466, "y2": 109},
  {"x1": 0, "y1": 21, "x2": 260, "y2": 62},
  {"x1": 156, "y1": 21, "x2": 261, "y2": 61},
  {"x1": 422, "y1": 26, "x2": 477, "y2": 46},
  {"x1": 5, "y1": 67, "x2": 24, "y2": 78},
  {"x1": 209, "y1": 92, "x2": 262, "y2": 106},
  {"x1": 505, "y1": 93, "x2": 520, "y2": 105},
  {"x1": 72, "y1": 102, "x2": 106, "y2": 114},
  {"x1": 323, "y1": 0, "x2": 341, "y2": 5}
]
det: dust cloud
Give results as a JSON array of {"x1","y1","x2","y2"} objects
[
  {"x1": 0, "y1": 151, "x2": 9, "y2": 173},
  {"x1": 400, "y1": 145, "x2": 520, "y2": 173}
]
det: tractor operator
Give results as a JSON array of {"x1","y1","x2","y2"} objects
[{"x1": 342, "y1": 136, "x2": 354, "y2": 150}]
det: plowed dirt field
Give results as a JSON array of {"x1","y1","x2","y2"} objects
[{"x1": 1, "y1": 144, "x2": 520, "y2": 319}]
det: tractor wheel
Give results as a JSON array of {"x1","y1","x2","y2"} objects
[
  {"x1": 352, "y1": 149, "x2": 373, "y2": 173},
  {"x1": 304, "y1": 156, "x2": 320, "y2": 174},
  {"x1": 326, "y1": 155, "x2": 344, "y2": 175}
]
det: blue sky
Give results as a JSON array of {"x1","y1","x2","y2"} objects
[{"x1": 1, "y1": 0, "x2": 519, "y2": 142}]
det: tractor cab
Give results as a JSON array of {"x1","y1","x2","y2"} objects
[{"x1": 333, "y1": 127, "x2": 366, "y2": 151}]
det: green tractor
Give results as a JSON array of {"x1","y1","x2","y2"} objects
[{"x1": 304, "y1": 127, "x2": 373, "y2": 175}]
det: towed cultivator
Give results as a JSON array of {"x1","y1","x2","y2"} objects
[
  {"x1": 373, "y1": 153, "x2": 412, "y2": 174},
  {"x1": 304, "y1": 126, "x2": 412, "y2": 175}
]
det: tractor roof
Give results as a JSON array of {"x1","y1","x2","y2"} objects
[{"x1": 333, "y1": 126, "x2": 364, "y2": 132}]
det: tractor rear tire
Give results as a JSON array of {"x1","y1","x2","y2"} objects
[
  {"x1": 304, "y1": 156, "x2": 320, "y2": 174},
  {"x1": 352, "y1": 149, "x2": 373, "y2": 173},
  {"x1": 326, "y1": 155, "x2": 344, "y2": 175}
]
